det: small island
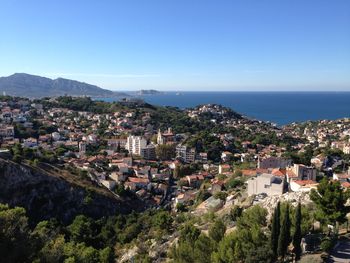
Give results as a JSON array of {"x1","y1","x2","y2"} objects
[{"x1": 136, "y1": 89, "x2": 164, "y2": 95}]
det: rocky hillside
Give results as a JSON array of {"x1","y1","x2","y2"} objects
[
  {"x1": 0, "y1": 158, "x2": 143, "y2": 224},
  {"x1": 0, "y1": 73, "x2": 126, "y2": 98}
]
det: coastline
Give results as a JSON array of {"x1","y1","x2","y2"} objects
[{"x1": 98, "y1": 91, "x2": 350, "y2": 126}]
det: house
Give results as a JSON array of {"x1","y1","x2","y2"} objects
[
  {"x1": 100, "y1": 179, "x2": 116, "y2": 190},
  {"x1": 333, "y1": 173, "x2": 350, "y2": 182},
  {"x1": 196, "y1": 152, "x2": 208, "y2": 163},
  {"x1": 290, "y1": 180, "x2": 318, "y2": 192},
  {"x1": 123, "y1": 157, "x2": 133, "y2": 166},
  {"x1": 175, "y1": 190, "x2": 197, "y2": 205},
  {"x1": 247, "y1": 173, "x2": 285, "y2": 196},
  {"x1": 186, "y1": 174, "x2": 204, "y2": 188},
  {"x1": 23, "y1": 137, "x2": 38, "y2": 148},
  {"x1": 154, "y1": 183, "x2": 168, "y2": 194},
  {"x1": 341, "y1": 182, "x2": 350, "y2": 190},
  {"x1": 152, "y1": 173, "x2": 170, "y2": 181},
  {"x1": 286, "y1": 164, "x2": 317, "y2": 182},
  {"x1": 107, "y1": 138, "x2": 127, "y2": 150},
  {"x1": 125, "y1": 177, "x2": 150, "y2": 191},
  {"x1": 343, "y1": 144, "x2": 350, "y2": 155},
  {"x1": 117, "y1": 163, "x2": 129, "y2": 174},
  {"x1": 221, "y1": 151, "x2": 233, "y2": 162},
  {"x1": 110, "y1": 172, "x2": 128, "y2": 182},
  {"x1": 311, "y1": 154, "x2": 326, "y2": 169},
  {"x1": 0, "y1": 125, "x2": 14, "y2": 139},
  {"x1": 219, "y1": 164, "x2": 231, "y2": 174}
]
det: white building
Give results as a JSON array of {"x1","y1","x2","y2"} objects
[
  {"x1": 290, "y1": 180, "x2": 318, "y2": 192},
  {"x1": 23, "y1": 138, "x2": 38, "y2": 148},
  {"x1": 247, "y1": 173, "x2": 285, "y2": 196},
  {"x1": 176, "y1": 145, "x2": 196, "y2": 163},
  {"x1": 126, "y1": 136, "x2": 147, "y2": 155},
  {"x1": 343, "y1": 144, "x2": 350, "y2": 155}
]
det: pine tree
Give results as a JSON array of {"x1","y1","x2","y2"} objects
[
  {"x1": 271, "y1": 202, "x2": 280, "y2": 260},
  {"x1": 293, "y1": 202, "x2": 302, "y2": 261},
  {"x1": 278, "y1": 203, "x2": 291, "y2": 260}
]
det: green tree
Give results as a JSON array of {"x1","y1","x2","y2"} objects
[
  {"x1": 293, "y1": 202, "x2": 302, "y2": 261},
  {"x1": 310, "y1": 177, "x2": 349, "y2": 227},
  {"x1": 193, "y1": 234, "x2": 213, "y2": 263},
  {"x1": 179, "y1": 224, "x2": 200, "y2": 243},
  {"x1": 153, "y1": 210, "x2": 173, "y2": 232},
  {"x1": 245, "y1": 243, "x2": 274, "y2": 263},
  {"x1": 211, "y1": 232, "x2": 238, "y2": 263},
  {"x1": 156, "y1": 144, "x2": 176, "y2": 160},
  {"x1": 63, "y1": 241, "x2": 99, "y2": 263},
  {"x1": 212, "y1": 205, "x2": 272, "y2": 263},
  {"x1": 230, "y1": 205, "x2": 243, "y2": 221},
  {"x1": 209, "y1": 219, "x2": 226, "y2": 243},
  {"x1": 170, "y1": 224, "x2": 201, "y2": 263},
  {"x1": 213, "y1": 191, "x2": 228, "y2": 201},
  {"x1": 0, "y1": 204, "x2": 33, "y2": 263},
  {"x1": 278, "y1": 203, "x2": 291, "y2": 260},
  {"x1": 271, "y1": 202, "x2": 281, "y2": 260},
  {"x1": 173, "y1": 165, "x2": 182, "y2": 178},
  {"x1": 37, "y1": 234, "x2": 66, "y2": 263},
  {"x1": 67, "y1": 215, "x2": 94, "y2": 244},
  {"x1": 99, "y1": 247, "x2": 114, "y2": 263}
]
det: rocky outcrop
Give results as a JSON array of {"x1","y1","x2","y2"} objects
[{"x1": 0, "y1": 158, "x2": 142, "y2": 224}]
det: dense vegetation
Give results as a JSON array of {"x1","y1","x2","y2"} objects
[{"x1": 0, "y1": 203, "x2": 174, "y2": 263}]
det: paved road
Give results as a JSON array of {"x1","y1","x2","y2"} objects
[{"x1": 328, "y1": 240, "x2": 350, "y2": 263}]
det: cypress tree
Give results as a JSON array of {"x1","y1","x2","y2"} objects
[
  {"x1": 278, "y1": 203, "x2": 291, "y2": 260},
  {"x1": 293, "y1": 202, "x2": 302, "y2": 261},
  {"x1": 271, "y1": 202, "x2": 281, "y2": 260}
]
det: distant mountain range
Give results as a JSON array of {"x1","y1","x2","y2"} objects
[{"x1": 0, "y1": 73, "x2": 129, "y2": 98}]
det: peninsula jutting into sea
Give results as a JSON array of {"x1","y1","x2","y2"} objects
[{"x1": 1, "y1": 73, "x2": 350, "y2": 126}]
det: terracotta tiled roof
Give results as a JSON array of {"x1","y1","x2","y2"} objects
[
  {"x1": 128, "y1": 177, "x2": 149, "y2": 183},
  {"x1": 342, "y1": 182, "x2": 350, "y2": 188},
  {"x1": 293, "y1": 180, "x2": 315, "y2": 186}
]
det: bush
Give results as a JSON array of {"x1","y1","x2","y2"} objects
[
  {"x1": 214, "y1": 191, "x2": 228, "y2": 201},
  {"x1": 320, "y1": 238, "x2": 335, "y2": 253}
]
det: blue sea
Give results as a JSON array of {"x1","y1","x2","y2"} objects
[{"x1": 102, "y1": 92, "x2": 350, "y2": 126}]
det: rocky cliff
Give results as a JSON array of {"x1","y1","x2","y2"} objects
[{"x1": 0, "y1": 158, "x2": 142, "y2": 224}]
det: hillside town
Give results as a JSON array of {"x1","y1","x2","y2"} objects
[
  {"x1": 1, "y1": 95, "x2": 350, "y2": 262},
  {"x1": 1, "y1": 97, "x2": 350, "y2": 208}
]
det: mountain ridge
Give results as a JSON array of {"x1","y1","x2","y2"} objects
[{"x1": 0, "y1": 73, "x2": 127, "y2": 98}]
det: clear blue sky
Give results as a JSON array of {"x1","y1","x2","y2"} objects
[{"x1": 1, "y1": 0, "x2": 349, "y2": 91}]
